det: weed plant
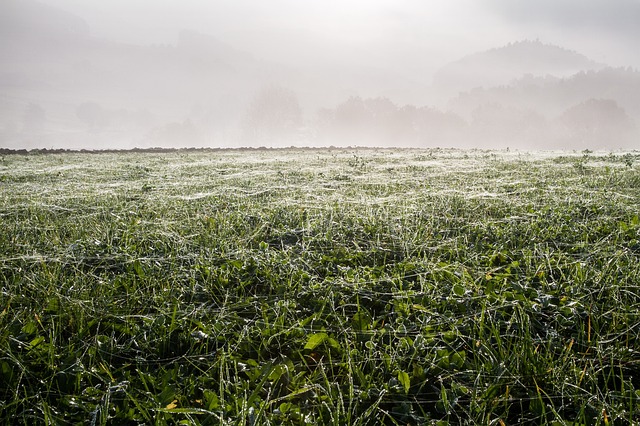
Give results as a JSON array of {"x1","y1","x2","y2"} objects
[{"x1": 1, "y1": 149, "x2": 640, "y2": 424}]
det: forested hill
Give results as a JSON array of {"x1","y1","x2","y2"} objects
[{"x1": 433, "y1": 40, "x2": 605, "y2": 97}]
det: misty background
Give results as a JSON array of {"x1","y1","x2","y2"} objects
[{"x1": 1, "y1": 0, "x2": 639, "y2": 150}]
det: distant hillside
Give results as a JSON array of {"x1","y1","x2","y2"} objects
[
  {"x1": 447, "y1": 67, "x2": 640, "y2": 120},
  {"x1": 0, "y1": 2, "x2": 276, "y2": 101},
  {"x1": 1, "y1": 2, "x2": 637, "y2": 150},
  {"x1": 0, "y1": 0, "x2": 90, "y2": 40},
  {"x1": 0, "y1": 0, "x2": 293, "y2": 148},
  {"x1": 1, "y1": 0, "x2": 410, "y2": 149},
  {"x1": 433, "y1": 40, "x2": 605, "y2": 97}
]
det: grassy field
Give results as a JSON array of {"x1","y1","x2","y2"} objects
[{"x1": 1, "y1": 148, "x2": 640, "y2": 425}]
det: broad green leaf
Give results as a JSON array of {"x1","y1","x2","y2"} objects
[
  {"x1": 327, "y1": 337, "x2": 342, "y2": 351},
  {"x1": 21, "y1": 321, "x2": 38, "y2": 336},
  {"x1": 304, "y1": 332, "x2": 328, "y2": 351},
  {"x1": 397, "y1": 370, "x2": 410, "y2": 394},
  {"x1": 28, "y1": 336, "x2": 45, "y2": 350},
  {"x1": 352, "y1": 311, "x2": 372, "y2": 331},
  {"x1": 453, "y1": 284, "x2": 465, "y2": 296},
  {"x1": 279, "y1": 402, "x2": 292, "y2": 413},
  {"x1": 132, "y1": 260, "x2": 145, "y2": 278},
  {"x1": 450, "y1": 351, "x2": 466, "y2": 369},
  {"x1": 203, "y1": 390, "x2": 219, "y2": 410}
]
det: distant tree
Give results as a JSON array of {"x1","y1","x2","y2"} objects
[
  {"x1": 363, "y1": 97, "x2": 396, "y2": 119},
  {"x1": 242, "y1": 86, "x2": 302, "y2": 143},
  {"x1": 330, "y1": 96, "x2": 405, "y2": 145},
  {"x1": 316, "y1": 96, "x2": 469, "y2": 147},
  {"x1": 333, "y1": 96, "x2": 368, "y2": 138},
  {"x1": 413, "y1": 106, "x2": 468, "y2": 146},
  {"x1": 471, "y1": 103, "x2": 547, "y2": 146},
  {"x1": 558, "y1": 98, "x2": 636, "y2": 148}
]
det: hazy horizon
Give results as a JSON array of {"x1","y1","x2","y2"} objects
[{"x1": 2, "y1": 0, "x2": 640, "y2": 150}]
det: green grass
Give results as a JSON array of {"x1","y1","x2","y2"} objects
[{"x1": 1, "y1": 148, "x2": 640, "y2": 425}]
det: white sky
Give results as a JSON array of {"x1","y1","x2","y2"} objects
[{"x1": 35, "y1": 0, "x2": 640, "y2": 76}]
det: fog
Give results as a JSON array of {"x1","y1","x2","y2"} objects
[{"x1": 1, "y1": 0, "x2": 639, "y2": 150}]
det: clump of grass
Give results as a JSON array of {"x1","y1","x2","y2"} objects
[{"x1": 1, "y1": 148, "x2": 639, "y2": 424}]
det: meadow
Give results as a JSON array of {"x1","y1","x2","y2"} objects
[{"x1": 1, "y1": 148, "x2": 639, "y2": 425}]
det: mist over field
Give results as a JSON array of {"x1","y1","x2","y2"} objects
[
  {"x1": 1, "y1": 0, "x2": 639, "y2": 150},
  {"x1": 3, "y1": 3, "x2": 640, "y2": 423}
]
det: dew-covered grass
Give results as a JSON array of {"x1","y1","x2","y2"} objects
[{"x1": 1, "y1": 148, "x2": 640, "y2": 425}]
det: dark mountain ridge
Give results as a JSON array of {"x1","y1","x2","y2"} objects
[
  {"x1": 448, "y1": 67, "x2": 640, "y2": 119},
  {"x1": 433, "y1": 40, "x2": 606, "y2": 97}
]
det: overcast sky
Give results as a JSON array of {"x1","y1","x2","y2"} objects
[{"x1": 36, "y1": 0, "x2": 640, "y2": 76}]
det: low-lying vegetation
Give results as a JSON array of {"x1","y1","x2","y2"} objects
[{"x1": 1, "y1": 148, "x2": 639, "y2": 425}]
